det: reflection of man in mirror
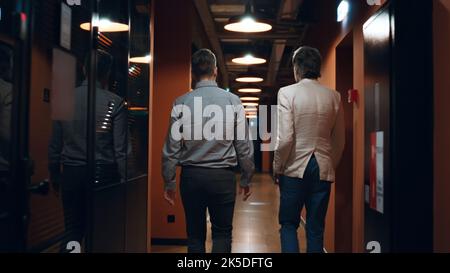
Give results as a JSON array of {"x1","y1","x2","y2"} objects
[
  {"x1": 0, "y1": 44, "x2": 13, "y2": 174},
  {"x1": 48, "y1": 49, "x2": 129, "y2": 252}
]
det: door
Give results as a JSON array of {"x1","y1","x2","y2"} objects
[
  {"x1": 335, "y1": 31, "x2": 354, "y2": 253},
  {"x1": 27, "y1": 0, "x2": 96, "y2": 252}
]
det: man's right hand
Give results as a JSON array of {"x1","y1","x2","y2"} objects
[
  {"x1": 50, "y1": 174, "x2": 61, "y2": 196},
  {"x1": 239, "y1": 185, "x2": 252, "y2": 201},
  {"x1": 164, "y1": 189, "x2": 177, "y2": 206}
]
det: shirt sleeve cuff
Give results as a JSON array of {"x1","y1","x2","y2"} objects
[
  {"x1": 48, "y1": 163, "x2": 61, "y2": 175},
  {"x1": 239, "y1": 176, "x2": 250, "y2": 187},
  {"x1": 164, "y1": 181, "x2": 177, "y2": 191}
]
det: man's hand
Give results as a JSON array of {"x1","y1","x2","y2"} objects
[
  {"x1": 50, "y1": 174, "x2": 61, "y2": 197},
  {"x1": 273, "y1": 174, "x2": 280, "y2": 185},
  {"x1": 164, "y1": 189, "x2": 176, "y2": 206},
  {"x1": 239, "y1": 185, "x2": 252, "y2": 201}
]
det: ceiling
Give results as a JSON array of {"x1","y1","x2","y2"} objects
[{"x1": 194, "y1": 0, "x2": 319, "y2": 102}]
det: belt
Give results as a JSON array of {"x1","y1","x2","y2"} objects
[{"x1": 182, "y1": 165, "x2": 234, "y2": 171}]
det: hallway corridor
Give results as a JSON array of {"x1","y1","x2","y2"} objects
[{"x1": 151, "y1": 174, "x2": 307, "y2": 253}]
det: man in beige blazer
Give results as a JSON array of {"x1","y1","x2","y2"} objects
[{"x1": 273, "y1": 46, "x2": 345, "y2": 253}]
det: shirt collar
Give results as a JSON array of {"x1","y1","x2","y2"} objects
[
  {"x1": 195, "y1": 80, "x2": 218, "y2": 89},
  {"x1": 300, "y1": 78, "x2": 319, "y2": 84},
  {"x1": 81, "y1": 80, "x2": 104, "y2": 89}
]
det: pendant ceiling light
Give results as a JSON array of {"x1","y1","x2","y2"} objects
[
  {"x1": 224, "y1": 1, "x2": 272, "y2": 33},
  {"x1": 236, "y1": 76, "x2": 264, "y2": 83},
  {"x1": 80, "y1": 18, "x2": 129, "y2": 32},
  {"x1": 242, "y1": 102, "x2": 259, "y2": 107},
  {"x1": 232, "y1": 54, "x2": 266, "y2": 65},
  {"x1": 130, "y1": 55, "x2": 152, "y2": 64},
  {"x1": 241, "y1": 97, "x2": 260, "y2": 101},
  {"x1": 238, "y1": 87, "x2": 262, "y2": 93}
]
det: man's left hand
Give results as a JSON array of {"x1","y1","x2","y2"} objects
[{"x1": 273, "y1": 173, "x2": 280, "y2": 185}]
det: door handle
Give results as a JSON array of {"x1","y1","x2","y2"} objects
[{"x1": 28, "y1": 179, "x2": 49, "y2": 195}]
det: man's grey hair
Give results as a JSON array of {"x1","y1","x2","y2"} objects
[{"x1": 292, "y1": 46, "x2": 322, "y2": 79}]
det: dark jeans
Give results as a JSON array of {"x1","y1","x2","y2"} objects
[
  {"x1": 59, "y1": 165, "x2": 88, "y2": 252},
  {"x1": 279, "y1": 155, "x2": 331, "y2": 253},
  {"x1": 180, "y1": 166, "x2": 236, "y2": 253}
]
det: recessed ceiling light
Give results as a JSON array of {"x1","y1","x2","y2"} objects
[
  {"x1": 236, "y1": 77, "x2": 264, "y2": 83},
  {"x1": 80, "y1": 18, "x2": 129, "y2": 32},
  {"x1": 241, "y1": 97, "x2": 260, "y2": 101},
  {"x1": 129, "y1": 55, "x2": 152, "y2": 64},
  {"x1": 242, "y1": 102, "x2": 259, "y2": 107},
  {"x1": 232, "y1": 54, "x2": 266, "y2": 65},
  {"x1": 225, "y1": 16, "x2": 272, "y2": 33}
]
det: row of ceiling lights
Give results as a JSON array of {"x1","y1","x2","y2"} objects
[
  {"x1": 223, "y1": 1, "x2": 273, "y2": 118},
  {"x1": 79, "y1": 1, "x2": 273, "y2": 118}
]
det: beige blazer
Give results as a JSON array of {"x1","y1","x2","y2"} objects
[{"x1": 273, "y1": 79, "x2": 345, "y2": 182}]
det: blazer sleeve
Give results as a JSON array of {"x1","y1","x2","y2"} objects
[
  {"x1": 331, "y1": 97, "x2": 345, "y2": 168},
  {"x1": 273, "y1": 89, "x2": 295, "y2": 175}
]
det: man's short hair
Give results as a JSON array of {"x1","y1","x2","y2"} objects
[
  {"x1": 83, "y1": 49, "x2": 113, "y2": 83},
  {"x1": 292, "y1": 46, "x2": 322, "y2": 79},
  {"x1": 192, "y1": 49, "x2": 217, "y2": 79},
  {"x1": 97, "y1": 49, "x2": 113, "y2": 82}
]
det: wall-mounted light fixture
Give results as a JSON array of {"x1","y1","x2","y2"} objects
[{"x1": 337, "y1": 0, "x2": 350, "y2": 22}]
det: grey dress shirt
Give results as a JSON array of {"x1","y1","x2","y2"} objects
[
  {"x1": 48, "y1": 82, "x2": 129, "y2": 181},
  {"x1": 162, "y1": 80, "x2": 255, "y2": 190}
]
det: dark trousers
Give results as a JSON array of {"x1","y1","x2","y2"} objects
[
  {"x1": 180, "y1": 166, "x2": 236, "y2": 253},
  {"x1": 60, "y1": 165, "x2": 88, "y2": 252},
  {"x1": 278, "y1": 155, "x2": 331, "y2": 253}
]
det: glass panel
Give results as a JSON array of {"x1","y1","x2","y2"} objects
[
  {"x1": 125, "y1": 0, "x2": 151, "y2": 252},
  {"x1": 91, "y1": 0, "x2": 151, "y2": 253},
  {"x1": 0, "y1": 0, "x2": 16, "y2": 252},
  {"x1": 27, "y1": 0, "x2": 93, "y2": 253},
  {"x1": 128, "y1": 2, "x2": 150, "y2": 178},
  {"x1": 89, "y1": 0, "x2": 130, "y2": 252}
]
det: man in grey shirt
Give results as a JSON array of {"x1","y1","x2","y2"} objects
[
  {"x1": 162, "y1": 49, "x2": 254, "y2": 253},
  {"x1": 48, "y1": 50, "x2": 128, "y2": 251}
]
